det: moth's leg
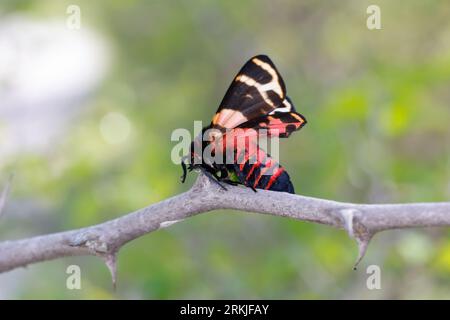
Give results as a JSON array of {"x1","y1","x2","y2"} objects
[
  {"x1": 232, "y1": 164, "x2": 256, "y2": 192},
  {"x1": 233, "y1": 164, "x2": 257, "y2": 193},
  {"x1": 198, "y1": 167, "x2": 228, "y2": 191}
]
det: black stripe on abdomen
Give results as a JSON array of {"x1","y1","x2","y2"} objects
[{"x1": 230, "y1": 159, "x2": 295, "y2": 194}]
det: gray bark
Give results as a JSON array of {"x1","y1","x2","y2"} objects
[{"x1": 0, "y1": 173, "x2": 449, "y2": 282}]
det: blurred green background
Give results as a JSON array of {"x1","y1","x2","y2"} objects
[{"x1": 0, "y1": 0, "x2": 449, "y2": 299}]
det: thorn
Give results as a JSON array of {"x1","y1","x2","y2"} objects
[
  {"x1": 103, "y1": 253, "x2": 118, "y2": 291},
  {"x1": 353, "y1": 234, "x2": 372, "y2": 270},
  {"x1": 338, "y1": 208, "x2": 373, "y2": 269},
  {"x1": 0, "y1": 173, "x2": 14, "y2": 218}
]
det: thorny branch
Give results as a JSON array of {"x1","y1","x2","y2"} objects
[{"x1": 0, "y1": 173, "x2": 449, "y2": 285}]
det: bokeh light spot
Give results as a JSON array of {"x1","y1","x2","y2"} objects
[{"x1": 99, "y1": 112, "x2": 131, "y2": 145}]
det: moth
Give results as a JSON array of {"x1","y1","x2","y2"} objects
[{"x1": 181, "y1": 55, "x2": 307, "y2": 193}]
